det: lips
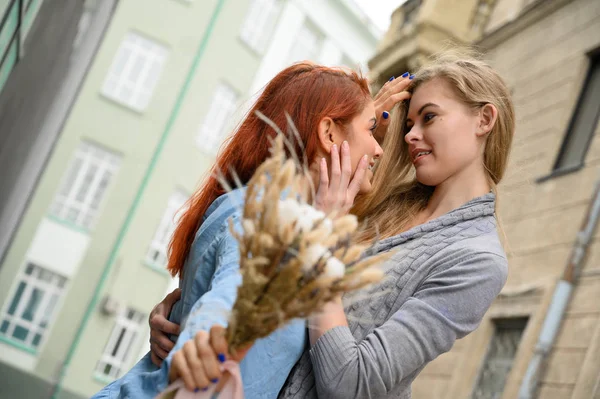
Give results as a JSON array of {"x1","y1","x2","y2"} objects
[{"x1": 411, "y1": 148, "x2": 432, "y2": 163}]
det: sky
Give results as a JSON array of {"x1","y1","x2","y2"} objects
[{"x1": 352, "y1": 0, "x2": 404, "y2": 33}]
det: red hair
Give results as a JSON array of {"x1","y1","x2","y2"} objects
[{"x1": 167, "y1": 62, "x2": 370, "y2": 277}]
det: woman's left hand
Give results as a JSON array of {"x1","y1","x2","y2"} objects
[
  {"x1": 373, "y1": 73, "x2": 413, "y2": 142},
  {"x1": 313, "y1": 141, "x2": 369, "y2": 217}
]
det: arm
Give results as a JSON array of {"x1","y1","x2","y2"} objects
[
  {"x1": 162, "y1": 215, "x2": 243, "y2": 387},
  {"x1": 308, "y1": 251, "x2": 508, "y2": 399}
]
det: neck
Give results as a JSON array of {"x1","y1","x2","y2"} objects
[{"x1": 421, "y1": 162, "x2": 491, "y2": 223}]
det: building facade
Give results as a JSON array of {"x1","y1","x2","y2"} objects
[
  {"x1": 0, "y1": 0, "x2": 378, "y2": 398},
  {"x1": 368, "y1": 0, "x2": 600, "y2": 398}
]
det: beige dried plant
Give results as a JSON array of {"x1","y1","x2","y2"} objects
[{"x1": 221, "y1": 115, "x2": 392, "y2": 355}]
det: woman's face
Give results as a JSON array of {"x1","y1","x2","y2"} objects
[
  {"x1": 405, "y1": 78, "x2": 487, "y2": 187},
  {"x1": 342, "y1": 99, "x2": 383, "y2": 193}
]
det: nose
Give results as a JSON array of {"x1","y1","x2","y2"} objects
[
  {"x1": 404, "y1": 125, "x2": 422, "y2": 145},
  {"x1": 373, "y1": 141, "x2": 383, "y2": 159}
]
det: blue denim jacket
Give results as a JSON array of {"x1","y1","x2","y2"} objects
[{"x1": 92, "y1": 188, "x2": 307, "y2": 399}]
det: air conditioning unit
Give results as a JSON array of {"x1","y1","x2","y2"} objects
[{"x1": 100, "y1": 295, "x2": 120, "y2": 316}]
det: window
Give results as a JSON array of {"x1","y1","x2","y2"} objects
[
  {"x1": 286, "y1": 20, "x2": 323, "y2": 64},
  {"x1": 472, "y1": 318, "x2": 528, "y2": 399},
  {"x1": 240, "y1": 0, "x2": 281, "y2": 54},
  {"x1": 101, "y1": 32, "x2": 168, "y2": 111},
  {"x1": 146, "y1": 190, "x2": 188, "y2": 268},
  {"x1": 196, "y1": 83, "x2": 238, "y2": 153},
  {"x1": 49, "y1": 142, "x2": 121, "y2": 230},
  {"x1": 0, "y1": 263, "x2": 67, "y2": 351},
  {"x1": 0, "y1": 0, "x2": 44, "y2": 93},
  {"x1": 95, "y1": 307, "x2": 145, "y2": 379},
  {"x1": 402, "y1": 0, "x2": 421, "y2": 26},
  {"x1": 552, "y1": 52, "x2": 600, "y2": 173}
]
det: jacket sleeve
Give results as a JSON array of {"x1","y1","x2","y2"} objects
[
  {"x1": 309, "y1": 250, "x2": 508, "y2": 399},
  {"x1": 163, "y1": 213, "x2": 243, "y2": 369}
]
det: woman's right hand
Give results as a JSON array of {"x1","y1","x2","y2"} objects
[
  {"x1": 169, "y1": 325, "x2": 253, "y2": 392},
  {"x1": 149, "y1": 288, "x2": 182, "y2": 366}
]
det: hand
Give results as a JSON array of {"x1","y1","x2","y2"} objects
[
  {"x1": 373, "y1": 73, "x2": 413, "y2": 142},
  {"x1": 313, "y1": 141, "x2": 369, "y2": 217},
  {"x1": 149, "y1": 288, "x2": 182, "y2": 367},
  {"x1": 169, "y1": 325, "x2": 253, "y2": 392}
]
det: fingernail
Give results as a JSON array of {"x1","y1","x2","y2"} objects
[
  {"x1": 211, "y1": 378, "x2": 219, "y2": 384},
  {"x1": 363, "y1": 154, "x2": 368, "y2": 162},
  {"x1": 402, "y1": 72, "x2": 409, "y2": 78},
  {"x1": 332, "y1": 144, "x2": 337, "y2": 151},
  {"x1": 218, "y1": 353, "x2": 226, "y2": 363},
  {"x1": 389, "y1": 76, "x2": 395, "y2": 81},
  {"x1": 410, "y1": 74, "x2": 415, "y2": 80},
  {"x1": 342, "y1": 140, "x2": 348, "y2": 149},
  {"x1": 202, "y1": 387, "x2": 208, "y2": 392},
  {"x1": 382, "y1": 111, "x2": 389, "y2": 120},
  {"x1": 195, "y1": 388, "x2": 200, "y2": 393}
]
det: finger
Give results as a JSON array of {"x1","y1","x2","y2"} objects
[
  {"x1": 314, "y1": 158, "x2": 329, "y2": 208},
  {"x1": 329, "y1": 143, "x2": 341, "y2": 194},
  {"x1": 170, "y1": 350, "x2": 196, "y2": 391},
  {"x1": 339, "y1": 141, "x2": 352, "y2": 192},
  {"x1": 196, "y1": 330, "x2": 222, "y2": 384},
  {"x1": 150, "y1": 314, "x2": 180, "y2": 336},
  {"x1": 347, "y1": 155, "x2": 369, "y2": 200},
  {"x1": 150, "y1": 341, "x2": 170, "y2": 361},
  {"x1": 183, "y1": 339, "x2": 210, "y2": 389},
  {"x1": 150, "y1": 329, "x2": 176, "y2": 352},
  {"x1": 164, "y1": 288, "x2": 182, "y2": 306},
  {"x1": 382, "y1": 91, "x2": 412, "y2": 113},
  {"x1": 150, "y1": 351, "x2": 163, "y2": 367},
  {"x1": 209, "y1": 325, "x2": 229, "y2": 364}
]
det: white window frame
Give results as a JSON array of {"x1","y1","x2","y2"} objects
[
  {"x1": 101, "y1": 32, "x2": 169, "y2": 112},
  {"x1": 145, "y1": 190, "x2": 188, "y2": 269},
  {"x1": 0, "y1": 263, "x2": 67, "y2": 351},
  {"x1": 286, "y1": 19, "x2": 324, "y2": 64},
  {"x1": 50, "y1": 141, "x2": 121, "y2": 231},
  {"x1": 240, "y1": 0, "x2": 281, "y2": 54},
  {"x1": 95, "y1": 307, "x2": 145, "y2": 379},
  {"x1": 196, "y1": 83, "x2": 239, "y2": 154}
]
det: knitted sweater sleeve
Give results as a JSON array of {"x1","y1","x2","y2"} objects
[{"x1": 309, "y1": 249, "x2": 508, "y2": 399}]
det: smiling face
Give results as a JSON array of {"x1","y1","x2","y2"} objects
[
  {"x1": 404, "y1": 78, "x2": 489, "y2": 187},
  {"x1": 343, "y1": 99, "x2": 383, "y2": 193}
]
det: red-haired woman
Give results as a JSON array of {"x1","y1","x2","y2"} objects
[{"x1": 91, "y1": 62, "x2": 411, "y2": 399}]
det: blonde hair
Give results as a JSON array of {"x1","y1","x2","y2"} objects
[{"x1": 353, "y1": 50, "x2": 515, "y2": 241}]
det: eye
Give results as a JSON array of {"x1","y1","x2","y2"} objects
[
  {"x1": 423, "y1": 113, "x2": 436, "y2": 123},
  {"x1": 369, "y1": 124, "x2": 377, "y2": 136},
  {"x1": 405, "y1": 124, "x2": 413, "y2": 134}
]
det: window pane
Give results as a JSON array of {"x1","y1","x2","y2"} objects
[
  {"x1": 472, "y1": 318, "x2": 528, "y2": 399},
  {"x1": 0, "y1": 320, "x2": 9, "y2": 333},
  {"x1": 21, "y1": 287, "x2": 44, "y2": 322},
  {"x1": 32, "y1": 333, "x2": 42, "y2": 347},
  {"x1": 7, "y1": 282, "x2": 26, "y2": 315},
  {"x1": 554, "y1": 55, "x2": 600, "y2": 171},
  {"x1": 12, "y1": 325, "x2": 29, "y2": 341}
]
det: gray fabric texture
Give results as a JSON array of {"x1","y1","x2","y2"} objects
[{"x1": 278, "y1": 193, "x2": 508, "y2": 399}]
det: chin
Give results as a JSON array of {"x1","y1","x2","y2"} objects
[{"x1": 415, "y1": 170, "x2": 444, "y2": 187}]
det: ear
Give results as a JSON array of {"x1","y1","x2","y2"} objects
[
  {"x1": 476, "y1": 103, "x2": 498, "y2": 137},
  {"x1": 317, "y1": 117, "x2": 337, "y2": 153}
]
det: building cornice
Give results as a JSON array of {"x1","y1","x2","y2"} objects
[{"x1": 478, "y1": 0, "x2": 573, "y2": 49}]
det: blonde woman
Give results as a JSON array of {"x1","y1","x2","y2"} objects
[{"x1": 155, "y1": 52, "x2": 515, "y2": 399}]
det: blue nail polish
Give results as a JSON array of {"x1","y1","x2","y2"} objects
[
  {"x1": 402, "y1": 72, "x2": 409, "y2": 78},
  {"x1": 211, "y1": 378, "x2": 219, "y2": 384},
  {"x1": 195, "y1": 388, "x2": 200, "y2": 393},
  {"x1": 202, "y1": 387, "x2": 208, "y2": 392},
  {"x1": 389, "y1": 76, "x2": 395, "y2": 81},
  {"x1": 410, "y1": 74, "x2": 415, "y2": 80},
  {"x1": 218, "y1": 353, "x2": 226, "y2": 363},
  {"x1": 382, "y1": 111, "x2": 389, "y2": 120}
]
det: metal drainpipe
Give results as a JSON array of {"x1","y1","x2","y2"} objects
[
  {"x1": 518, "y1": 170, "x2": 600, "y2": 399},
  {"x1": 49, "y1": 1, "x2": 227, "y2": 397}
]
